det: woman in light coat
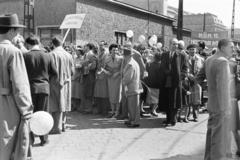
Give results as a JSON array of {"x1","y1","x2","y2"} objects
[{"x1": 105, "y1": 44, "x2": 123, "y2": 118}]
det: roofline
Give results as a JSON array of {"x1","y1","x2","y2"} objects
[
  {"x1": 106, "y1": 0, "x2": 176, "y2": 22},
  {"x1": 172, "y1": 26, "x2": 192, "y2": 32}
]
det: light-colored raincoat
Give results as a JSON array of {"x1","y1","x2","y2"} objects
[{"x1": 0, "y1": 40, "x2": 33, "y2": 160}]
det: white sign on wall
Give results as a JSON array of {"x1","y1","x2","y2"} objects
[{"x1": 60, "y1": 14, "x2": 86, "y2": 29}]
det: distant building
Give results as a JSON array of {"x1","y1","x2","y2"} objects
[
  {"x1": 167, "y1": 5, "x2": 228, "y2": 47},
  {"x1": 183, "y1": 13, "x2": 226, "y2": 32},
  {"x1": 228, "y1": 28, "x2": 240, "y2": 40},
  {"x1": 167, "y1": 5, "x2": 191, "y2": 19}
]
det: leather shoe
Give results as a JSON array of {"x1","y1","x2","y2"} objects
[
  {"x1": 126, "y1": 124, "x2": 140, "y2": 128},
  {"x1": 49, "y1": 129, "x2": 61, "y2": 135},
  {"x1": 193, "y1": 118, "x2": 198, "y2": 122},
  {"x1": 124, "y1": 121, "x2": 131, "y2": 125},
  {"x1": 40, "y1": 140, "x2": 49, "y2": 146}
]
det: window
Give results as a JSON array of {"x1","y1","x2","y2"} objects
[
  {"x1": 115, "y1": 31, "x2": 127, "y2": 45},
  {"x1": 208, "y1": 34, "x2": 212, "y2": 38}
]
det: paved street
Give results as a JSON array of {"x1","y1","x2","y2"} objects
[{"x1": 32, "y1": 111, "x2": 211, "y2": 160}]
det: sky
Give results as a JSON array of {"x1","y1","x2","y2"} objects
[{"x1": 168, "y1": 0, "x2": 240, "y2": 29}]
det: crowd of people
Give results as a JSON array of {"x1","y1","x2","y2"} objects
[
  {"x1": 1, "y1": 13, "x2": 240, "y2": 160},
  {"x1": 68, "y1": 38, "x2": 213, "y2": 125}
]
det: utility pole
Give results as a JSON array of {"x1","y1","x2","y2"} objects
[
  {"x1": 177, "y1": 0, "x2": 183, "y2": 40},
  {"x1": 203, "y1": 13, "x2": 206, "y2": 32},
  {"x1": 24, "y1": 0, "x2": 35, "y2": 36},
  {"x1": 231, "y1": 0, "x2": 236, "y2": 39}
]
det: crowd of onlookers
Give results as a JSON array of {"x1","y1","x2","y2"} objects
[
  {"x1": 11, "y1": 32, "x2": 240, "y2": 144},
  {"x1": 3, "y1": 14, "x2": 240, "y2": 160}
]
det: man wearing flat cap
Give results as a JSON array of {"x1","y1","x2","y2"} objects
[
  {"x1": 187, "y1": 44, "x2": 204, "y2": 122},
  {"x1": 0, "y1": 14, "x2": 33, "y2": 160},
  {"x1": 122, "y1": 47, "x2": 142, "y2": 127}
]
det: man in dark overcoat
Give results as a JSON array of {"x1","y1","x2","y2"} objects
[{"x1": 158, "y1": 38, "x2": 188, "y2": 126}]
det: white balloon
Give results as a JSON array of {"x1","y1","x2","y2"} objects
[
  {"x1": 152, "y1": 35, "x2": 157, "y2": 40},
  {"x1": 138, "y1": 35, "x2": 146, "y2": 43},
  {"x1": 156, "y1": 42, "x2": 162, "y2": 49},
  {"x1": 30, "y1": 111, "x2": 54, "y2": 136},
  {"x1": 149, "y1": 36, "x2": 157, "y2": 47},
  {"x1": 126, "y1": 30, "x2": 134, "y2": 38}
]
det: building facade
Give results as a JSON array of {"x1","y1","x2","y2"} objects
[
  {"x1": 183, "y1": 13, "x2": 226, "y2": 32},
  {"x1": 0, "y1": 0, "x2": 191, "y2": 47}
]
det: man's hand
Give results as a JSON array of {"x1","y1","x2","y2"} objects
[{"x1": 22, "y1": 113, "x2": 33, "y2": 120}]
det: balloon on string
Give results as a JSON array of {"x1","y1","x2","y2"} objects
[
  {"x1": 126, "y1": 30, "x2": 134, "y2": 38},
  {"x1": 30, "y1": 111, "x2": 54, "y2": 136},
  {"x1": 156, "y1": 42, "x2": 162, "y2": 49},
  {"x1": 138, "y1": 35, "x2": 146, "y2": 43}
]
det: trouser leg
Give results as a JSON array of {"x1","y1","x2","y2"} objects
[
  {"x1": 204, "y1": 124, "x2": 212, "y2": 160},
  {"x1": 166, "y1": 106, "x2": 171, "y2": 123},
  {"x1": 62, "y1": 112, "x2": 67, "y2": 131},
  {"x1": 121, "y1": 95, "x2": 128, "y2": 118},
  {"x1": 52, "y1": 111, "x2": 62, "y2": 131},
  {"x1": 170, "y1": 108, "x2": 177, "y2": 124},
  {"x1": 127, "y1": 94, "x2": 140, "y2": 125},
  {"x1": 85, "y1": 97, "x2": 93, "y2": 113},
  {"x1": 115, "y1": 103, "x2": 120, "y2": 116},
  {"x1": 204, "y1": 113, "x2": 231, "y2": 160},
  {"x1": 192, "y1": 105, "x2": 199, "y2": 119},
  {"x1": 184, "y1": 106, "x2": 190, "y2": 120},
  {"x1": 151, "y1": 104, "x2": 158, "y2": 113},
  {"x1": 32, "y1": 94, "x2": 49, "y2": 141}
]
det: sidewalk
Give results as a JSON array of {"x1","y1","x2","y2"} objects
[{"x1": 33, "y1": 112, "x2": 208, "y2": 160}]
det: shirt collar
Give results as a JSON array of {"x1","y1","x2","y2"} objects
[{"x1": 30, "y1": 45, "x2": 41, "y2": 51}]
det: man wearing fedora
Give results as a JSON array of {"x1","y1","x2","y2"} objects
[
  {"x1": 0, "y1": 14, "x2": 33, "y2": 160},
  {"x1": 122, "y1": 46, "x2": 142, "y2": 127}
]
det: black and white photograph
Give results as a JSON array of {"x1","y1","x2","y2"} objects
[{"x1": 0, "y1": 0, "x2": 240, "y2": 159}]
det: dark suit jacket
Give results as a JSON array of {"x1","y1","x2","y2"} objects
[
  {"x1": 158, "y1": 50, "x2": 188, "y2": 109},
  {"x1": 159, "y1": 50, "x2": 188, "y2": 88},
  {"x1": 24, "y1": 49, "x2": 58, "y2": 94}
]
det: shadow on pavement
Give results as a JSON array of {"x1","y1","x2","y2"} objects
[
  {"x1": 66, "y1": 111, "x2": 166, "y2": 130},
  {"x1": 150, "y1": 154, "x2": 203, "y2": 160}
]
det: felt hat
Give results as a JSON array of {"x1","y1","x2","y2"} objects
[{"x1": 0, "y1": 14, "x2": 25, "y2": 28}]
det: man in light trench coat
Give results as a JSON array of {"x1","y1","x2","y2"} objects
[
  {"x1": 0, "y1": 14, "x2": 33, "y2": 160},
  {"x1": 49, "y1": 36, "x2": 74, "y2": 134},
  {"x1": 197, "y1": 39, "x2": 234, "y2": 160}
]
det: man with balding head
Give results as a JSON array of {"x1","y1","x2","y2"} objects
[{"x1": 158, "y1": 38, "x2": 188, "y2": 126}]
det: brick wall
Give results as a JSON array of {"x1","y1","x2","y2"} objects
[
  {"x1": 75, "y1": 0, "x2": 174, "y2": 47},
  {"x1": 0, "y1": 0, "x2": 175, "y2": 47},
  {"x1": 35, "y1": 0, "x2": 76, "y2": 26}
]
